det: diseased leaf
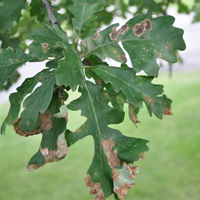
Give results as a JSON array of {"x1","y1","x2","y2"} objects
[
  {"x1": 91, "y1": 65, "x2": 172, "y2": 118},
  {"x1": 82, "y1": 24, "x2": 126, "y2": 63},
  {"x1": 68, "y1": 0, "x2": 106, "y2": 35},
  {"x1": 28, "y1": 25, "x2": 71, "y2": 61},
  {"x1": 65, "y1": 81, "x2": 149, "y2": 199},
  {"x1": 19, "y1": 69, "x2": 56, "y2": 132},
  {"x1": 0, "y1": 48, "x2": 32, "y2": 89},
  {"x1": 82, "y1": 14, "x2": 186, "y2": 76},
  {"x1": 1, "y1": 74, "x2": 40, "y2": 134},
  {"x1": 27, "y1": 94, "x2": 68, "y2": 171},
  {"x1": 0, "y1": 0, "x2": 26, "y2": 32}
]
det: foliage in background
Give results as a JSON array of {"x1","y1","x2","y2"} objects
[{"x1": 0, "y1": 0, "x2": 188, "y2": 199}]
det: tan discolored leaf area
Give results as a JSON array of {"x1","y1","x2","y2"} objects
[
  {"x1": 13, "y1": 118, "x2": 41, "y2": 137},
  {"x1": 27, "y1": 132, "x2": 68, "y2": 172},
  {"x1": 102, "y1": 138, "x2": 139, "y2": 200},
  {"x1": 40, "y1": 133, "x2": 69, "y2": 163},
  {"x1": 40, "y1": 110, "x2": 52, "y2": 130},
  {"x1": 163, "y1": 107, "x2": 173, "y2": 115},
  {"x1": 102, "y1": 138, "x2": 121, "y2": 168},
  {"x1": 129, "y1": 104, "x2": 140, "y2": 125},
  {"x1": 85, "y1": 174, "x2": 105, "y2": 200},
  {"x1": 113, "y1": 163, "x2": 138, "y2": 200},
  {"x1": 12, "y1": 110, "x2": 53, "y2": 137},
  {"x1": 109, "y1": 24, "x2": 129, "y2": 41}
]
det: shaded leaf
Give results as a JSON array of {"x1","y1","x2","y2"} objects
[
  {"x1": 30, "y1": 0, "x2": 45, "y2": 22},
  {"x1": 65, "y1": 81, "x2": 149, "y2": 199},
  {"x1": 0, "y1": 0, "x2": 26, "y2": 32}
]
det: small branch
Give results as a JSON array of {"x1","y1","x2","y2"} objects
[{"x1": 42, "y1": 0, "x2": 59, "y2": 27}]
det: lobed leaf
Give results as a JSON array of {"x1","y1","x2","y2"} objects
[
  {"x1": 91, "y1": 65, "x2": 172, "y2": 119},
  {"x1": 82, "y1": 14, "x2": 186, "y2": 76},
  {"x1": 1, "y1": 74, "x2": 39, "y2": 134},
  {"x1": 0, "y1": 0, "x2": 26, "y2": 32},
  {"x1": 27, "y1": 94, "x2": 68, "y2": 171},
  {"x1": 55, "y1": 42, "x2": 85, "y2": 91},
  {"x1": 68, "y1": 0, "x2": 106, "y2": 35},
  {"x1": 66, "y1": 81, "x2": 149, "y2": 199},
  {"x1": 19, "y1": 69, "x2": 56, "y2": 132}
]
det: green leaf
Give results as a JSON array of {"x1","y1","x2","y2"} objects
[
  {"x1": 82, "y1": 24, "x2": 126, "y2": 63},
  {"x1": 0, "y1": 48, "x2": 32, "y2": 89},
  {"x1": 19, "y1": 69, "x2": 56, "y2": 132},
  {"x1": 0, "y1": 0, "x2": 26, "y2": 32},
  {"x1": 29, "y1": 25, "x2": 69, "y2": 46},
  {"x1": 65, "y1": 81, "x2": 149, "y2": 199},
  {"x1": 82, "y1": 14, "x2": 186, "y2": 76},
  {"x1": 27, "y1": 94, "x2": 68, "y2": 171},
  {"x1": 29, "y1": 41, "x2": 63, "y2": 61},
  {"x1": 91, "y1": 65, "x2": 172, "y2": 118},
  {"x1": 30, "y1": 0, "x2": 45, "y2": 22},
  {"x1": 55, "y1": 43, "x2": 85, "y2": 91},
  {"x1": 28, "y1": 25, "x2": 71, "y2": 61},
  {"x1": 1, "y1": 74, "x2": 39, "y2": 134},
  {"x1": 68, "y1": 0, "x2": 106, "y2": 35}
]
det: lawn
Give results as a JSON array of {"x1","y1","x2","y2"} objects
[{"x1": 0, "y1": 70, "x2": 200, "y2": 200}]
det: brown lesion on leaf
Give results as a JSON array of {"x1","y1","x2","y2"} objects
[
  {"x1": 113, "y1": 162, "x2": 139, "y2": 200},
  {"x1": 117, "y1": 54, "x2": 127, "y2": 63},
  {"x1": 129, "y1": 104, "x2": 140, "y2": 124},
  {"x1": 82, "y1": 40, "x2": 87, "y2": 48},
  {"x1": 13, "y1": 110, "x2": 53, "y2": 137},
  {"x1": 143, "y1": 96, "x2": 155, "y2": 103},
  {"x1": 85, "y1": 175, "x2": 105, "y2": 200},
  {"x1": 109, "y1": 26, "x2": 118, "y2": 41},
  {"x1": 27, "y1": 133, "x2": 69, "y2": 172},
  {"x1": 102, "y1": 138, "x2": 121, "y2": 168},
  {"x1": 93, "y1": 32, "x2": 100, "y2": 40},
  {"x1": 109, "y1": 24, "x2": 129, "y2": 41},
  {"x1": 163, "y1": 107, "x2": 173, "y2": 115},
  {"x1": 13, "y1": 118, "x2": 41, "y2": 137},
  {"x1": 118, "y1": 24, "x2": 129, "y2": 35},
  {"x1": 41, "y1": 43, "x2": 50, "y2": 53},
  {"x1": 132, "y1": 19, "x2": 152, "y2": 37},
  {"x1": 40, "y1": 133, "x2": 69, "y2": 163},
  {"x1": 40, "y1": 110, "x2": 52, "y2": 130},
  {"x1": 27, "y1": 164, "x2": 42, "y2": 172}
]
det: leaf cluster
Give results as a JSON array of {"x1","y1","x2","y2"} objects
[{"x1": 0, "y1": 0, "x2": 186, "y2": 199}]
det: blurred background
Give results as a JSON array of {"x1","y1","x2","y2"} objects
[{"x1": 0, "y1": 1, "x2": 200, "y2": 200}]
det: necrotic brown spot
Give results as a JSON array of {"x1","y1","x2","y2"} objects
[
  {"x1": 145, "y1": 19, "x2": 152, "y2": 30},
  {"x1": 92, "y1": 32, "x2": 100, "y2": 40},
  {"x1": 118, "y1": 24, "x2": 129, "y2": 35},
  {"x1": 132, "y1": 19, "x2": 152, "y2": 37}
]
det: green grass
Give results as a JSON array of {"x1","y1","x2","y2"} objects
[{"x1": 0, "y1": 70, "x2": 200, "y2": 200}]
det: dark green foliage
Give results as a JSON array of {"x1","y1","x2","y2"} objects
[{"x1": 0, "y1": 0, "x2": 187, "y2": 199}]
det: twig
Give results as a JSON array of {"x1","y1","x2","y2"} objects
[{"x1": 42, "y1": 0, "x2": 59, "y2": 27}]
